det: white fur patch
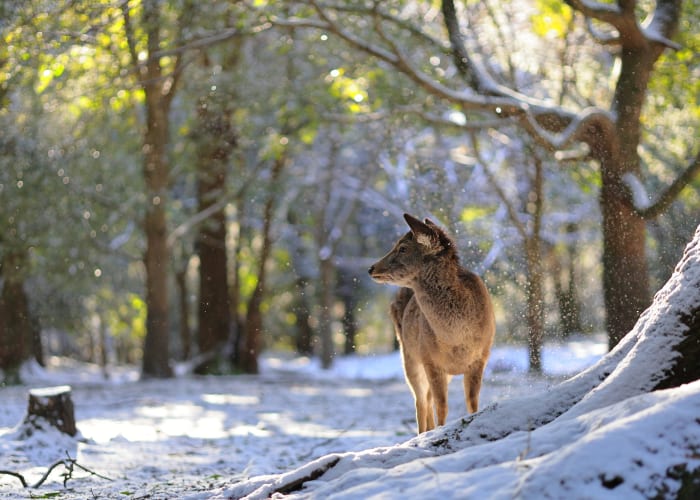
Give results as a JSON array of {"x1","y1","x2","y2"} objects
[{"x1": 416, "y1": 232, "x2": 434, "y2": 248}]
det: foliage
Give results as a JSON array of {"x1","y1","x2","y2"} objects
[{"x1": 0, "y1": 0, "x2": 696, "y2": 370}]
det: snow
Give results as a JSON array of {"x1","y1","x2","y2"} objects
[
  {"x1": 622, "y1": 172, "x2": 651, "y2": 211},
  {"x1": 1, "y1": 337, "x2": 604, "y2": 499}
]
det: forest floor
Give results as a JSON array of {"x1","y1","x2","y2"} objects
[{"x1": 0, "y1": 336, "x2": 606, "y2": 499}]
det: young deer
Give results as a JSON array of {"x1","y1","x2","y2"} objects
[{"x1": 369, "y1": 214, "x2": 495, "y2": 434}]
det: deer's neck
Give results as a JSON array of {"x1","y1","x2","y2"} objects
[{"x1": 412, "y1": 262, "x2": 475, "y2": 344}]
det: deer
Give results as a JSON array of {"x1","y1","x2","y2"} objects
[{"x1": 369, "y1": 214, "x2": 495, "y2": 434}]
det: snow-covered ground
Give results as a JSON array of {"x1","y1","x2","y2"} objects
[{"x1": 0, "y1": 337, "x2": 606, "y2": 499}]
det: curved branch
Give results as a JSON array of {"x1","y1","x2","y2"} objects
[
  {"x1": 638, "y1": 150, "x2": 700, "y2": 220},
  {"x1": 584, "y1": 17, "x2": 621, "y2": 45},
  {"x1": 0, "y1": 470, "x2": 28, "y2": 488},
  {"x1": 518, "y1": 107, "x2": 615, "y2": 156},
  {"x1": 568, "y1": 0, "x2": 681, "y2": 50},
  {"x1": 564, "y1": 0, "x2": 624, "y2": 26},
  {"x1": 644, "y1": 0, "x2": 683, "y2": 50}
]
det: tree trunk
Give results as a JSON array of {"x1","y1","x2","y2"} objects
[
  {"x1": 137, "y1": 0, "x2": 175, "y2": 379},
  {"x1": 552, "y1": 224, "x2": 582, "y2": 336},
  {"x1": 240, "y1": 157, "x2": 285, "y2": 374},
  {"x1": 228, "y1": 199, "x2": 245, "y2": 367},
  {"x1": 337, "y1": 269, "x2": 359, "y2": 355},
  {"x1": 525, "y1": 237, "x2": 544, "y2": 373},
  {"x1": 598, "y1": 44, "x2": 660, "y2": 348},
  {"x1": 319, "y1": 256, "x2": 336, "y2": 369},
  {"x1": 174, "y1": 262, "x2": 191, "y2": 360},
  {"x1": 525, "y1": 153, "x2": 545, "y2": 373},
  {"x1": 287, "y1": 210, "x2": 315, "y2": 356},
  {"x1": 140, "y1": 92, "x2": 173, "y2": 378},
  {"x1": 194, "y1": 102, "x2": 234, "y2": 374},
  {"x1": 294, "y1": 277, "x2": 315, "y2": 356},
  {"x1": 0, "y1": 250, "x2": 37, "y2": 384}
]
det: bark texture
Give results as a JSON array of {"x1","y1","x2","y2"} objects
[{"x1": 22, "y1": 386, "x2": 77, "y2": 437}]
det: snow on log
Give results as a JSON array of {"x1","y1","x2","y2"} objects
[
  {"x1": 20, "y1": 385, "x2": 77, "y2": 437},
  {"x1": 218, "y1": 224, "x2": 700, "y2": 499}
]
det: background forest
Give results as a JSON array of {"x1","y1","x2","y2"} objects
[{"x1": 0, "y1": 0, "x2": 698, "y2": 383}]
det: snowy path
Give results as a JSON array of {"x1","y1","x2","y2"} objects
[{"x1": 0, "y1": 340, "x2": 604, "y2": 499}]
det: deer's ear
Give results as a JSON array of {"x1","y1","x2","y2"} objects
[{"x1": 404, "y1": 214, "x2": 440, "y2": 250}]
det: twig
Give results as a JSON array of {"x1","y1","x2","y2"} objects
[
  {"x1": 0, "y1": 451, "x2": 112, "y2": 489},
  {"x1": 0, "y1": 470, "x2": 28, "y2": 488}
]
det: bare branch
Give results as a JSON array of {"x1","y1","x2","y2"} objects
[
  {"x1": 121, "y1": 1, "x2": 139, "y2": 71},
  {"x1": 518, "y1": 107, "x2": 615, "y2": 156},
  {"x1": 638, "y1": 150, "x2": 700, "y2": 219},
  {"x1": 584, "y1": 17, "x2": 621, "y2": 45},
  {"x1": 441, "y1": 0, "x2": 482, "y2": 90},
  {"x1": 643, "y1": 0, "x2": 683, "y2": 50},
  {"x1": 0, "y1": 452, "x2": 112, "y2": 489},
  {"x1": 564, "y1": 0, "x2": 624, "y2": 26},
  {"x1": 0, "y1": 470, "x2": 28, "y2": 488},
  {"x1": 567, "y1": 0, "x2": 681, "y2": 49}
]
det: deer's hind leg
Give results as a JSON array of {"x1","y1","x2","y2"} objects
[{"x1": 464, "y1": 359, "x2": 487, "y2": 413}]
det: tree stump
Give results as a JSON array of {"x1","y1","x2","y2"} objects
[{"x1": 22, "y1": 385, "x2": 77, "y2": 437}]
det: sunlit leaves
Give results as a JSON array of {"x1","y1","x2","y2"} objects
[
  {"x1": 460, "y1": 205, "x2": 493, "y2": 223},
  {"x1": 326, "y1": 67, "x2": 370, "y2": 114},
  {"x1": 531, "y1": 0, "x2": 572, "y2": 39},
  {"x1": 105, "y1": 292, "x2": 147, "y2": 342}
]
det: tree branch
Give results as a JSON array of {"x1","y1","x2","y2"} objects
[
  {"x1": 0, "y1": 470, "x2": 28, "y2": 488},
  {"x1": 584, "y1": 17, "x2": 621, "y2": 45},
  {"x1": 643, "y1": 0, "x2": 683, "y2": 50},
  {"x1": 121, "y1": 1, "x2": 139, "y2": 71},
  {"x1": 517, "y1": 107, "x2": 615, "y2": 157},
  {"x1": 563, "y1": 0, "x2": 624, "y2": 26},
  {"x1": 637, "y1": 150, "x2": 700, "y2": 219},
  {"x1": 440, "y1": 0, "x2": 482, "y2": 91},
  {"x1": 0, "y1": 452, "x2": 112, "y2": 489}
]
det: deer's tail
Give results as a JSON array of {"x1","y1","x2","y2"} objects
[{"x1": 390, "y1": 287, "x2": 414, "y2": 336}]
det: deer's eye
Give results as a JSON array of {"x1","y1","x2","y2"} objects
[{"x1": 397, "y1": 246, "x2": 407, "y2": 254}]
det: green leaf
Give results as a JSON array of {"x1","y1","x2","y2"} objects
[{"x1": 531, "y1": 0, "x2": 573, "y2": 39}]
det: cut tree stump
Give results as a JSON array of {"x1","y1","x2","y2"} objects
[{"x1": 22, "y1": 385, "x2": 77, "y2": 437}]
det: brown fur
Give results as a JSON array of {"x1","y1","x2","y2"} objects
[{"x1": 369, "y1": 214, "x2": 495, "y2": 434}]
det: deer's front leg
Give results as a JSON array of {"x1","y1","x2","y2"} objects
[{"x1": 425, "y1": 364, "x2": 449, "y2": 427}]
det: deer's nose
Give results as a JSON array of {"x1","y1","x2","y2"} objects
[{"x1": 368, "y1": 265, "x2": 374, "y2": 275}]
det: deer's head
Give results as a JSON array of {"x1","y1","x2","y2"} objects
[{"x1": 368, "y1": 213, "x2": 456, "y2": 286}]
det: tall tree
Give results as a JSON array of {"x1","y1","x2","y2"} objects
[
  {"x1": 121, "y1": 0, "x2": 198, "y2": 377},
  {"x1": 0, "y1": 249, "x2": 38, "y2": 384},
  {"x1": 192, "y1": 52, "x2": 238, "y2": 374},
  {"x1": 240, "y1": 155, "x2": 285, "y2": 374},
  {"x1": 268, "y1": 0, "x2": 699, "y2": 348}
]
